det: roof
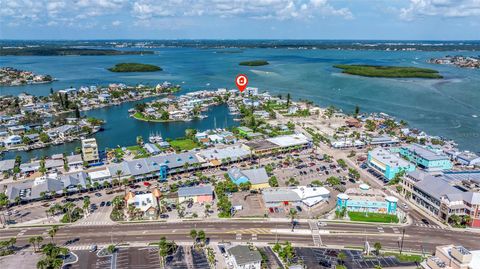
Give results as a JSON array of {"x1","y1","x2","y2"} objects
[
  {"x1": 239, "y1": 168, "x2": 269, "y2": 185},
  {"x1": 266, "y1": 133, "x2": 310, "y2": 148},
  {"x1": 403, "y1": 144, "x2": 449, "y2": 161},
  {"x1": 413, "y1": 173, "x2": 463, "y2": 201},
  {"x1": 369, "y1": 147, "x2": 413, "y2": 169},
  {"x1": 67, "y1": 154, "x2": 83, "y2": 164},
  {"x1": 127, "y1": 193, "x2": 158, "y2": 212},
  {"x1": 0, "y1": 159, "x2": 15, "y2": 172},
  {"x1": 262, "y1": 186, "x2": 330, "y2": 206},
  {"x1": 227, "y1": 245, "x2": 262, "y2": 266},
  {"x1": 196, "y1": 145, "x2": 250, "y2": 162},
  {"x1": 178, "y1": 184, "x2": 213, "y2": 197},
  {"x1": 244, "y1": 140, "x2": 278, "y2": 151},
  {"x1": 60, "y1": 172, "x2": 88, "y2": 188}
]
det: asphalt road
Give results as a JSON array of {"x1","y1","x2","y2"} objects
[{"x1": 1, "y1": 220, "x2": 479, "y2": 254}]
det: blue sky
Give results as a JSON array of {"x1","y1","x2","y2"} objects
[{"x1": 1, "y1": 0, "x2": 479, "y2": 40}]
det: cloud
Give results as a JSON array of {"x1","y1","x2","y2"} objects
[
  {"x1": 400, "y1": 0, "x2": 480, "y2": 21},
  {"x1": 112, "y1": 20, "x2": 122, "y2": 26}
]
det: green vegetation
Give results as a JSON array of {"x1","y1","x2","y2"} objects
[
  {"x1": 348, "y1": 212, "x2": 399, "y2": 223},
  {"x1": 239, "y1": 60, "x2": 269, "y2": 66},
  {"x1": 0, "y1": 47, "x2": 153, "y2": 56},
  {"x1": 334, "y1": 64, "x2": 443, "y2": 79},
  {"x1": 108, "y1": 63, "x2": 162, "y2": 72},
  {"x1": 169, "y1": 138, "x2": 199, "y2": 151},
  {"x1": 36, "y1": 243, "x2": 69, "y2": 269},
  {"x1": 383, "y1": 252, "x2": 424, "y2": 263}
]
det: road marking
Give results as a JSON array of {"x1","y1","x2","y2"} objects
[
  {"x1": 251, "y1": 234, "x2": 257, "y2": 241},
  {"x1": 377, "y1": 227, "x2": 384, "y2": 233},
  {"x1": 392, "y1": 227, "x2": 400, "y2": 234},
  {"x1": 236, "y1": 234, "x2": 242, "y2": 240}
]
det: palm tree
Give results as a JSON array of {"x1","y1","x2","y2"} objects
[
  {"x1": 337, "y1": 251, "x2": 347, "y2": 265},
  {"x1": 36, "y1": 259, "x2": 47, "y2": 269},
  {"x1": 115, "y1": 170, "x2": 123, "y2": 186},
  {"x1": 204, "y1": 204, "x2": 211, "y2": 218},
  {"x1": 373, "y1": 242, "x2": 382, "y2": 255},
  {"x1": 83, "y1": 197, "x2": 91, "y2": 215},
  {"x1": 29, "y1": 236, "x2": 37, "y2": 252},
  {"x1": 112, "y1": 196, "x2": 123, "y2": 210},
  {"x1": 65, "y1": 202, "x2": 75, "y2": 223},
  {"x1": 288, "y1": 208, "x2": 298, "y2": 231},
  {"x1": 48, "y1": 225, "x2": 59, "y2": 243},
  {"x1": 36, "y1": 236, "x2": 44, "y2": 250},
  {"x1": 122, "y1": 178, "x2": 129, "y2": 195},
  {"x1": 93, "y1": 181, "x2": 100, "y2": 190},
  {"x1": 62, "y1": 187, "x2": 68, "y2": 197},
  {"x1": 190, "y1": 229, "x2": 197, "y2": 246},
  {"x1": 197, "y1": 230, "x2": 206, "y2": 246}
]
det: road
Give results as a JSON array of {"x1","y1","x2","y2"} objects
[{"x1": 1, "y1": 220, "x2": 479, "y2": 254}]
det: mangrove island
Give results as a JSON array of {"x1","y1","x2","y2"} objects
[
  {"x1": 108, "y1": 63, "x2": 162, "y2": 72},
  {"x1": 334, "y1": 64, "x2": 443, "y2": 79}
]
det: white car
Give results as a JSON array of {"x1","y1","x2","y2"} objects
[{"x1": 317, "y1": 221, "x2": 327, "y2": 227}]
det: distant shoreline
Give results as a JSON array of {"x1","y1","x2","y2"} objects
[
  {"x1": 334, "y1": 64, "x2": 443, "y2": 79},
  {"x1": 108, "y1": 63, "x2": 162, "y2": 72}
]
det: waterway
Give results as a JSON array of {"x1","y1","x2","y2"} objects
[{"x1": 1, "y1": 47, "x2": 480, "y2": 159}]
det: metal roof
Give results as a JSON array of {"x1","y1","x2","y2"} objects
[{"x1": 178, "y1": 184, "x2": 213, "y2": 197}]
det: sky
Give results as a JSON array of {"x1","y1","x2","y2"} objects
[{"x1": 0, "y1": 0, "x2": 479, "y2": 40}]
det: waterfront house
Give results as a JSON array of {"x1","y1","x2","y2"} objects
[
  {"x1": 228, "y1": 167, "x2": 270, "y2": 190},
  {"x1": 66, "y1": 154, "x2": 83, "y2": 170},
  {"x1": 399, "y1": 144, "x2": 453, "y2": 173},
  {"x1": 144, "y1": 143, "x2": 161, "y2": 155},
  {"x1": 177, "y1": 185, "x2": 213, "y2": 203},
  {"x1": 367, "y1": 147, "x2": 416, "y2": 181},
  {"x1": 82, "y1": 138, "x2": 99, "y2": 164},
  {"x1": 456, "y1": 152, "x2": 480, "y2": 167},
  {"x1": 98, "y1": 93, "x2": 111, "y2": 103},
  {"x1": 3, "y1": 135, "x2": 22, "y2": 147},
  {"x1": 7, "y1": 125, "x2": 27, "y2": 135}
]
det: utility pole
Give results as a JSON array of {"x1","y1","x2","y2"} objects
[{"x1": 400, "y1": 228, "x2": 406, "y2": 255}]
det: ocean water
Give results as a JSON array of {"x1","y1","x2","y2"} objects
[{"x1": 1, "y1": 47, "x2": 480, "y2": 159}]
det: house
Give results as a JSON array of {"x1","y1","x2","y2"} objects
[
  {"x1": 98, "y1": 93, "x2": 111, "y2": 103},
  {"x1": 345, "y1": 118, "x2": 361, "y2": 128},
  {"x1": 125, "y1": 192, "x2": 159, "y2": 220},
  {"x1": 3, "y1": 135, "x2": 22, "y2": 146},
  {"x1": 178, "y1": 185, "x2": 213, "y2": 203},
  {"x1": 50, "y1": 125, "x2": 79, "y2": 139},
  {"x1": 228, "y1": 167, "x2": 270, "y2": 189},
  {"x1": 60, "y1": 172, "x2": 88, "y2": 192},
  {"x1": 456, "y1": 152, "x2": 480, "y2": 167},
  {"x1": 67, "y1": 154, "x2": 83, "y2": 170},
  {"x1": 0, "y1": 159, "x2": 15, "y2": 173},
  {"x1": 227, "y1": 245, "x2": 262, "y2": 269},
  {"x1": 8, "y1": 125, "x2": 27, "y2": 135},
  {"x1": 144, "y1": 143, "x2": 161, "y2": 155},
  {"x1": 369, "y1": 135, "x2": 400, "y2": 146}
]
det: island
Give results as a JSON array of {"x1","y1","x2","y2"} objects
[
  {"x1": 0, "y1": 67, "x2": 54, "y2": 86},
  {"x1": 428, "y1": 55, "x2": 480, "y2": 69},
  {"x1": 334, "y1": 64, "x2": 443, "y2": 79},
  {"x1": 108, "y1": 63, "x2": 162, "y2": 72},
  {"x1": 239, "y1": 60, "x2": 269, "y2": 66},
  {"x1": 0, "y1": 47, "x2": 154, "y2": 56}
]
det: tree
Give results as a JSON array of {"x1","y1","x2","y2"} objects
[
  {"x1": 373, "y1": 242, "x2": 382, "y2": 255},
  {"x1": 197, "y1": 230, "x2": 206, "y2": 246},
  {"x1": 83, "y1": 196, "x2": 91, "y2": 215},
  {"x1": 107, "y1": 244, "x2": 116, "y2": 254},
  {"x1": 48, "y1": 225, "x2": 59, "y2": 243},
  {"x1": 288, "y1": 208, "x2": 298, "y2": 232},
  {"x1": 190, "y1": 229, "x2": 197, "y2": 245},
  {"x1": 354, "y1": 105, "x2": 360, "y2": 117},
  {"x1": 268, "y1": 176, "x2": 279, "y2": 187},
  {"x1": 286, "y1": 93, "x2": 291, "y2": 108},
  {"x1": 29, "y1": 236, "x2": 38, "y2": 252},
  {"x1": 337, "y1": 251, "x2": 347, "y2": 265}
]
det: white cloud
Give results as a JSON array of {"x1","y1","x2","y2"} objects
[
  {"x1": 400, "y1": 0, "x2": 480, "y2": 21},
  {"x1": 112, "y1": 20, "x2": 121, "y2": 26}
]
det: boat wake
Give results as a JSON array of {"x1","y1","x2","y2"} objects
[{"x1": 249, "y1": 69, "x2": 278, "y2": 76}]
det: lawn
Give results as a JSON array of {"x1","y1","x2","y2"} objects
[
  {"x1": 383, "y1": 252, "x2": 424, "y2": 263},
  {"x1": 334, "y1": 64, "x2": 443, "y2": 79},
  {"x1": 169, "y1": 138, "x2": 199, "y2": 151},
  {"x1": 126, "y1": 145, "x2": 150, "y2": 158},
  {"x1": 348, "y1": 212, "x2": 399, "y2": 223}
]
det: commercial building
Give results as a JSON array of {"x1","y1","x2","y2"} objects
[
  {"x1": 421, "y1": 245, "x2": 480, "y2": 269},
  {"x1": 367, "y1": 147, "x2": 416, "y2": 181},
  {"x1": 244, "y1": 133, "x2": 311, "y2": 155},
  {"x1": 227, "y1": 245, "x2": 262, "y2": 269},
  {"x1": 399, "y1": 144, "x2": 452, "y2": 172},
  {"x1": 402, "y1": 171, "x2": 480, "y2": 228},
  {"x1": 336, "y1": 185, "x2": 398, "y2": 215},
  {"x1": 262, "y1": 186, "x2": 330, "y2": 208},
  {"x1": 125, "y1": 192, "x2": 159, "y2": 220},
  {"x1": 178, "y1": 184, "x2": 214, "y2": 203},
  {"x1": 81, "y1": 138, "x2": 99, "y2": 164},
  {"x1": 228, "y1": 167, "x2": 270, "y2": 190}
]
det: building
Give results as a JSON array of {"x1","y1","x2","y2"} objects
[
  {"x1": 178, "y1": 185, "x2": 213, "y2": 203},
  {"x1": 399, "y1": 144, "x2": 452, "y2": 172},
  {"x1": 144, "y1": 143, "x2": 161, "y2": 155},
  {"x1": 402, "y1": 171, "x2": 480, "y2": 228},
  {"x1": 125, "y1": 192, "x2": 159, "y2": 220},
  {"x1": 0, "y1": 159, "x2": 15, "y2": 174},
  {"x1": 369, "y1": 135, "x2": 400, "y2": 146},
  {"x1": 244, "y1": 133, "x2": 311, "y2": 155},
  {"x1": 336, "y1": 185, "x2": 398, "y2": 215},
  {"x1": 227, "y1": 245, "x2": 262, "y2": 269},
  {"x1": 456, "y1": 152, "x2": 480, "y2": 167},
  {"x1": 237, "y1": 126, "x2": 253, "y2": 137},
  {"x1": 262, "y1": 186, "x2": 330, "y2": 208},
  {"x1": 367, "y1": 147, "x2": 416, "y2": 181},
  {"x1": 66, "y1": 154, "x2": 83, "y2": 170},
  {"x1": 228, "y1": 167, "x2": 270, "y2": 189},
  {"x1": 421, "y1": 245, "x2": 480, "y2": 269},
  {"x1": 81, "y1": 138, "x2": 99, "y2": 164}
]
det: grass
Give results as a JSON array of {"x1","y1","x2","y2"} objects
[
  {"x1": 108, "y1": 63, "x2": 162, "y2": 72},
  {"x1": 239, "y1": 60, "x2": 269, "y2": 66},
  {"x1": 334, "y1": 64, "x2": 443, "y2": 79},
  {"x1": 169, "y1": 138, "x2": 199, "y2": 151},
  {"x1": 126, "y1": 145, "x2": 150, "y2": 158},
  {"x1": 348, "y1": 212, "x2": 399, "y2": 223},
  {"x1": 383, "y1": 252, "x2": 424, "y2": 263}
]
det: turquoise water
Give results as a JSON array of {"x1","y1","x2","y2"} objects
[{"x1": 1, "y1": 47, "x2": 480, "y2": 159}]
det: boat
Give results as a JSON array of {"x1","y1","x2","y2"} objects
[{"x1": 149, "y1": 132, "x2": 163, "y2": 143}]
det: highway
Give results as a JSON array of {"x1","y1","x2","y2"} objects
[{"x1": 1, "y1": 220, "x2": 479, "y2": 253}]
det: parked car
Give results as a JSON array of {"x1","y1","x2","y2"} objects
[
  {"x1": 296, "y1": 206, "x2": 303, "y2": 212},
  {"x1": 89, "y1": 245, "x2": 97, "y2": 252},
  {"x1": 94, "y1": 193, "x2": 102, "y2": 197},
  {"x1": 106, "y1": 201, "x2": 111, "y2": 206},
  {"x1": 421, "y1": 218, "x2": 430, "y2": 225},
  {"x1": 100, "y1": 201, "x2": 106, "y2": 207}
]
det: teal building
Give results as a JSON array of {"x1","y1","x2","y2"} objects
[
  {"x1": 367, "y1": 147, "x2": 416, "y2": 181},
  {"x1": 399, "y1": 144, "x2": 452, "y2": 172}
]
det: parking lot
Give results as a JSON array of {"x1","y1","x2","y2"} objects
[{"x1": 295, "y1": 248, "x2": 418, "y2": 269}]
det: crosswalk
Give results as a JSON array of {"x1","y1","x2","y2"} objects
[
  {"x1": 73, "y1": 221, "x2": 115, "y2": 226},
  {"x1": 309, "y1": 220, "x2": 322, "y2": 247},
  {"x1": 414, "y1": 223, "x2": 445, "y2": 229},
  {"x1": 68, "y1": 245, "x2": 96, "y2": 251},
  {"x1": 227, "y1": 228, "x2": 272, "y2": 235}
]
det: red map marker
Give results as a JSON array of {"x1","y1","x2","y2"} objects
[{"x1": 235, "y1": 74, "x2": 248, "y2": 92}]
